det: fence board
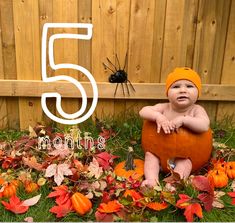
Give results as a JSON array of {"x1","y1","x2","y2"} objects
[
  {"x1": 160, "y1": 0, "x2": 186, "y2": 80},
  {"x1": 150, "y1": 0, "x2": 166, "y2": 83},
  {"x1": 92, "y1": 0, "x2": 116, "y2": 119},
  {"x1": 0, "y1": 15, "x2": 7, "y2": 129},
  {"x1": 39, "y1": 0, "x2": 55, "y2": 126},
  {"x1": 126, "y1": 0, "x2": 156, "y2": 116},
  {"x1": 0, "y1": 0, "x2": 19, "y2": 129},
  {"x1": 217, "y1": 0, "x2": 235, "y2": 123},
  {"x1": 193, "y1": 0, "x2": 231, "y2": 121},
  {"x1": 13, "y1": 0, "x2": 42, "y2": 130},
  {"x1": 52, "y1": 0, "x2": 80, "y2": 128},
  {"x1": 1, "y1": 80, "x2": 235, "y2": 101}
]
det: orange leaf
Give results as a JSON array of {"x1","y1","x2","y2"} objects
[
  {"x1": 97, "y1": 200, "x2": 123, "y2": 213},
  {"x1": 176, "y1": 194, "x2": 191, "y2": 209},
  {"x1": 123, "y1": 190, "x2": 143, "y2": 201},
  {"x1": 22, "y1": 156, "x2": 43, "y2": 171},
  {"x1": 1, "y1": 195, "x2": 29, "y2": 214},
  {"x1": 147, "y1": 201, "x2": 168, "y2": 211},
  {"x1": 184, "y1": 203, "x2": 203, "y2": 222}
]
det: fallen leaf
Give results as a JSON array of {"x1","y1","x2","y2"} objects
[
  {"x1": 97, "y1": 200, "x2": 123, "y2": 213},
  {"x1": 49, "y1": 198, "x2": 73, "y2": 218},
  {"x1": 21, "y1": 194, "x2": 41, "y2": 206},
  {"x1": 49, "y1": 144, "x2": 71, "y2": 159},
  {"x1": 87, "y1": 158, "x2": 103, "y2": 179},
  {"x1": 95, "y1": 211, "x2": 114, "y2": 222},
  {"x1": 212, "y1": 191, "x2": 225, "y2": 209},
  {"x1": 22, "y1": 156, "x2": 43, "y2": 171},
  {"x1": 227, "y1": 191, "x2": 235, "y2": 205},
  {"x1": 29, "y1": 126, "x2": 37, "y2": 138},
  {"x1": 231, "y1": 180, "x2": 235, "y2": 191},
  {"x1": 184, "y1": 203, "x2": 203, "y2": 222},
  {"x1": 176, "y1": 194, "x2": 203, "y2": 222},
  {"x1": 192, "y1": 175, "x2": 214, "y2": 194},
  {"x1": 95, "y1": 152, "x2": 119, "y2": 170},
  {"x1": 1, "y1": 195, "x2": 29, "y2": 214},
  {"x1": 24, "y1": 217, "x2": 33, "y2": 222},
  {"x1": 45, "y1": 163, "x2": 73, "y2": 186},
  {"x1": 147, "y1": 201, "x2": 168, "y2": 211}
]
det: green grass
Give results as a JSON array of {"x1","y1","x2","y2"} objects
[{"x1": 0, "y1": 114, "x2": 235, "y2": 222}]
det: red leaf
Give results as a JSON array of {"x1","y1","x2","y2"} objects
[
  {"x1": 49, "y1": 198, "x2": 73, "y2": 218},
  {"x1": 228, "y1": 192, "x2": 235, "y2": 205},
  {"x1": 184, "y1": 203, "x2": 203, "y2": 222},
  {"x1": 95, "y1": 211, "x2": 114, "y2": 222},
  {"x1": 47, "y1": 185, "x2": 69, "y2": 198},
  {"x1": 197, "y1": 192, "x2": 213, "y2": 211},
  {"x1": 99, "y1": 127, "x2": 116, "y2": 140},
  {"x1": 95, "y1": 152, "x2": 119, "y2": 170},
  {"x1": 47, "y1": 185, "x2": 71, "y2": 205},
  {"x1": 1, "y1": 195, "x2": 29, "y2": 214},
  {"x1": 192, "y1": 175, "x2": 214, "y2": 194}
]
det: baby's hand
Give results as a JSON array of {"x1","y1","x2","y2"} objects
[
  {"x1": 171, "y1": 116, "x2": 185, "y2": 131},
  {"x1": 156, "y1": 115, "x2": 174, "y2": 134},
  {"x1": 141, "y1": 179, "x2": 159, "y2": 188}
]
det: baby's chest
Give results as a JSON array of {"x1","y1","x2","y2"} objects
[{"x1": 163, "y1": 109, "x2": 195, "y2": 120}]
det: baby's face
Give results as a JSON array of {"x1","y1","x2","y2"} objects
[{"x1": 167, "y1": 80, "x2": 198, "y2": 108}]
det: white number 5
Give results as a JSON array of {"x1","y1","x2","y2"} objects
[{"x1": 41, "y1": 23, "x2": 98, "y2": 125}]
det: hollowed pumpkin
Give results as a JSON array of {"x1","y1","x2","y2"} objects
[{"x1": 141, "y1": 120, "x2": 213, "y2": 173}]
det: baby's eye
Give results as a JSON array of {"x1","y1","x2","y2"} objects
[
  {"x1": 186, "y1": 84, "x2": 194, "y2": 88},
  {"x1": 172, "y1": 85, "x2": 180, "y2": 88}
]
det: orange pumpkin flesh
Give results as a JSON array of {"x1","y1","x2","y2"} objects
[
  {"x1": 71, "y1": 192, "x2": 92, "y2": 215},
  {"x1": 226, "y1": 162, "x2": 235, "y2": 179},
  {"x1": 141, "y1": 120, "x2": 213, "y2": 172},
  {"x1": 114, "y1": 147, "x2": 144, "y2": 180},
  {"x1": 208, "y1": 170, "x2": 228, "y2": 188}
]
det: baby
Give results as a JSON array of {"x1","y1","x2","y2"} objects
[{"x1": 139, "y1": 67, "x2": 210, "y2": 187}]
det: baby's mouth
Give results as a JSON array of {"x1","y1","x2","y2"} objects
[{"x1": 177, "y1": 96, "x2": 189, "y2": 100}]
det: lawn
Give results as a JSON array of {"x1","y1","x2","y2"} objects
[{"x1": 0, "y1": 114, "x2": 235, "y2": 222}]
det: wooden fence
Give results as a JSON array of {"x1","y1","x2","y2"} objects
[{"x1": 0, "y1": 0, "x2": 235, "y2": 130}]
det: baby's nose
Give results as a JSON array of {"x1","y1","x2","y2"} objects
[{"x1": 179, "y1": 86, "x2": 187, "y2": 92}]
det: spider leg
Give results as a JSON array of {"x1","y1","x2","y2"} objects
[
  {"x1": 125, "y1": 81, "x2": 130, "y2": 96},
  {"x1": 103, "y1": 62, "x2": 115, "y2": 73},
  {"x1": 106, "y1": 57, "x2": 118, "y2": 72},
  {"x1": 115, "y1": 54, "x2": 121, "y2": 70},
  {"x1": 114, "y1": 83, "x2": 119, "y2": 96},
  {"x1": 121, "y1": 83, "x2": 125, "y2": 96},
  {"x1": 127, "y1": 79, "x2": 136, "y2": 92}
]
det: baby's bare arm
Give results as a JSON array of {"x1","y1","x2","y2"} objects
[
  {"x1": 139, "y1": 103, "x2": 165, "y2": 121},
  {"x1": 139, "y1": 104, "x2": 174, "y2": 134},
  {"x1": 182, "y1": 106, "x2": 210, "y2": 133}
]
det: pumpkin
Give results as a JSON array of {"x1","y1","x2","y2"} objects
[
  {"x1": 208, "y1": 170, "x2": 228, "y2": 188},
  {"x1": 25, "y1": 181, "x2": 39, "y2": 193},
  {"x1": 114, "y1": 147, "x2": 144, "y2": 180},
  {"x1": 212, "y1": 159, "x2": 226, "y2": 172},
  {"x1": 2, "y1": 183, "x2": 17, "y2": 198},
  {"x1": 226, "y1": 162, "x2": 235, "y2": 179},
  {"x1": 71, "y1": 192, "x2": 92, "y2": 215},
  {"x1": 141, "y1": 120, "x2": 213, "y2": 172}
]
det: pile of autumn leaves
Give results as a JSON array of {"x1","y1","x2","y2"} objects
[{"x1": 0, "y1": 126, "x2": 235, "y2": 222}]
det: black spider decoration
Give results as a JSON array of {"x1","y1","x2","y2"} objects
[{"x1": 103, "y1": 53, "x2": 135, "y2": 96}]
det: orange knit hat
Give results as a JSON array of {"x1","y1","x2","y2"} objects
[{"x1": 165, "y1": 67, "x2": 202, "y2": 96}]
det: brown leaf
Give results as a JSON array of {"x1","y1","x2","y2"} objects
[{"x1": 23, "y1": 156, "x2": 43, "y2": 171}]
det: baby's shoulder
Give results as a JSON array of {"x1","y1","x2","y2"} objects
[
  {"x1": 191, "y1": 104, "x2": 208, "y2": 116},
  {"x1": 152, "y1": 102, "x2": 169, "y2": 110}
]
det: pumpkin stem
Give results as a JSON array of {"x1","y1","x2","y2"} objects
[{"x1": 124, "y1": 147, "x2": 136, "y2": 171}]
